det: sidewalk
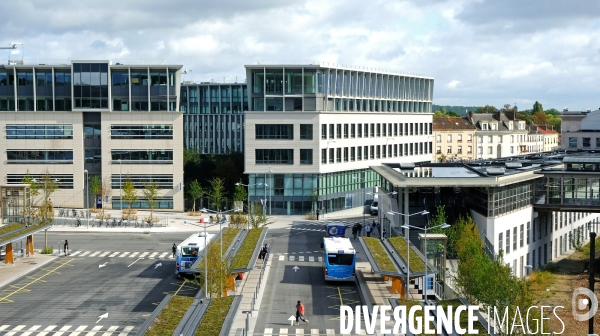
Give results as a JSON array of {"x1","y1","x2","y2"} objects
[{"x1": 0, "y1": 253, "x2": 57, "y2": 289}]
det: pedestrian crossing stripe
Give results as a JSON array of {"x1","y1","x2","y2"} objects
[
  {"x1": 0, "y1": 325, "x2": 137, "y2": 335},
  {"x1": 260, "y1": 328, "x2": 341, "y2": 336},
  {"x1": 285, "y1": 256, "x2": 322, "y2": 262},
  {"x1": 55, "y1": 251, "x2": 173, "y2": 259}
]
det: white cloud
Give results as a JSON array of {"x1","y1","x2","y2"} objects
[{"x1": 1, "y1": 0, "x2": 600, "y2": 109}]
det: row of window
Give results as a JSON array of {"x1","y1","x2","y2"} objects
[
  {"x1": 0, "y1": 71, "x2": 72, "y2": 86},
  {"x1": 112, "y1": 70, "x2": 177, "y2": 87},
  {"x1": 255, "y1": 149, "x2": 313, "y2": 165},
  {"x1": 255, "y1": 124, "x2": 312, "y2": 140},
  {"x1": 111, "y1": 174, "x2": 173, "y2": 189},
  {"x1": 111, "y1": 150, "x2": 173, "y2": 163},
  {"x1": 6, "y1": 125, "x2": 74, "y2": 139},
  {"x1": 569, "y1": 137, "x2": 600, "y2": 148},
  {"x1": 0, "y1": 98, "x2": 72, "y2": 112},
  {"x1": 110, "y1": 125, "x2": 173, "y2": 139},
  {"x1": 321, "y1": 122, "x2": 432, "y2": 139},
  {"x1": 436, "y1": 146, "x2": 473, "y2": 155},
  {"x1": 7, "y1": 174, "x2": 74, "y2": 189},
  {"x1": 322, "y1": 142, "x2": 432, "y2": 163},
  {"x1": 436, "y1": 134, "x2": 534, "y2": 144},
  {"x1": 7, "y1": 150, "x2": 73, "y2": 164}
]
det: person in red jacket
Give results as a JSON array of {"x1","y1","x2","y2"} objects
[{"x1": 295, "y1": 300, "x2": 309, "y2": 326}]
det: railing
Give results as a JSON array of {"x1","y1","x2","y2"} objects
[
  {"x1": 248, "y1": 250, "x2": 269, "y2": 312},
  {"x1": 435, "y1": 281, "x2": 444, "y2": 300},
  {"x1": 484, "y1": 235, "x2": 496, "y2": 259}
]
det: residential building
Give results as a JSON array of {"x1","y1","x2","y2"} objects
[
  {"x1": 181, "y1": 81, "x2": 247, "y2": 154},
  {"x1": 244, "y1": 63, "x2": 434, "y2": 214},
  {"x1": 466, "y1": 111, "x2": 527, "y2": 159},
  {"x1": 373, "y1": 151, "x2": 600, "y2": 281},
  {"x1": 0, "y1": 60, "x2": 184, "y2": 211},
  {"x1": 432, "y1": 117, "x2": 476, "y2": 162},
  {"x1": 531, "y1": 124, "x2": 559, "y2": 152},
  {"x1": 560, "y1": 108, "x2": 600, "y2": 150}
]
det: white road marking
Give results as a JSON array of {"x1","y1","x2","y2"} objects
[
  {"x1": 309, "y1": 256, "x2": 314, "y2": 262},
  {"x1": 129, "y1": 252, "x2": 139, "y2": 258},
  {"x1": 119, "y1": 252, "x2": 130, "y2": 258},
  {"x1": 13, "y1": 326, "x2": 25, "y2": 331},
  {"x1": 99, "y1": 252, "x2": 110, "y2": 257},
  {"x1": 108, "y1": 252, "x2": 120, "y2": 257},
  {"x1": 299, "y1": 256, "x2": 304, "y2": 262},
  {"x1": 158, "y1": 252, "x2": 169, "y2": 258},
  {"x1": 59, "y1": 326, "x2": 72, "y2": 331},
  {"x1": 127, "y1": 258, "x2": 141, "y2": 267},
  {"x1": 263, "y1": 328, "x2": 273, "y2": 336},
  {"x1": 326, "y1": 329, "x2": 335, "y2": 335},
  {"x1": 0, "y1": 326, "x2": 10, "y2": 331},
  {"x1": 37, "y1": 332, "x2": 50, "y2": 336},
  {"x1": 148, "y1": 252, "x2": 158, "y2": 259},
  {"x1": 279, "y1": 255, "x2": 284, "y2": 261},
  {"x1": 89, "y1": 251, "x2": 101, "y2": 257},
  {"x1": 79, "y1": 251, "x2": 91, "y2": 257},
  {"x1": 85, "y1": 325, "x2": 103, "y2": 335},
  {"x1": 289, "y1": 256, "x2": 295, "y2": 261},
  {"x1": 70, "y1": 251, "x2": 82, "y2": 256},
  {"x1": 28, "y1": 325, "x2": 41, "y2": 331},
  {"x1": 117, "y1": 326, "x2": 134, "y2": 336},
  {"x1": 75, "y1": 326, "x2": 87, "y2": 331},
  {"x1": 311, "y1": 329, "x2": 319, "y2": 335},
  {"x1": 279, "y1": 328, "x2": 288, "y2": 335},
  {"x1": 44, "y1": 326, "x2": 57, "y2": 331},
  {"x1": 318, "y1": 257, "x2": 323, "y2": 262},
  {"x1": 101, "y1": 326, "x2": 119, "y2": 336},
  {"x1": 139, "y1": 252, "x2": 149, "y2": 258},
  {"x1": 295, "y1": 328, "x2": 304, "y2": 336}
]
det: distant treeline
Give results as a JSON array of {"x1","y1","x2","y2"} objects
[{"x1": 432, "y1": 105, "x2": 481, "y2": 115}]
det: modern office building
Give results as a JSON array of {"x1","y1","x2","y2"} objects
[
  {"x1": 0, "y1": 60, "x2": 184, "y2": 211},
  {"x1": 243, "y1": 63, "x2": 434, "y2": 214},
  {"x1": 560, "y1": 108, "x2": 600, "y2": 150},
  {"x1": 181, "y1": 81, "x2": 247, "y2": 154},
  {"x1": 372, "y1": 151, "x2": 600, "y2": 279}
]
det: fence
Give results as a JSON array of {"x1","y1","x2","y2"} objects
[{"x1": 52, "y1": 216, "x2": 168, "y2": 228}]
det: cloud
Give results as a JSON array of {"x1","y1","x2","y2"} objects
[{"x1": 1, "y1": 0, "x2": 599, "y2": 109}]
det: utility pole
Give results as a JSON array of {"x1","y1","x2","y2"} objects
[{"x1": 589, "y1": 231, "x2": 596, "y2": 335}]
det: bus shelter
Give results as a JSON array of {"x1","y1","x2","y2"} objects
[{"x1": 0, "y1": 184, "x2": 35, "y2": 265}]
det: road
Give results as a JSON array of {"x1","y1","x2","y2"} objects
[
  {"x1": 253, "y1": 219, "x2": 364, "y2": 336},
  {"x1": 0, "y1": 232, "x2": 198, "y2": 335}
]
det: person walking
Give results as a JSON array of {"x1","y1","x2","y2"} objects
[
  {"x1": 365, "y1": 223, "x2": 372, "y2": 237},
  {"x1": 357, "y1": 223, "x2": 363, "y2": 237},
  {"x1": 172, "y1": 243, "x2": 176, "y2": 258},
  {"x1": 382, "y1": 229, "x2": 387, "y2": 240},
  {"x1": 64, "y1": 240, "x2": 69, "y2": 256},
  {"x1": 372, "y1": 220, "x2": 378, "y2": 236},
  {"x1": 352, "y1": 224, "x2": 358, "y2": 241},
  {"x1": 295, "y1": 300, "x2": 309, "y2": 325},
  {"x1": 259, "y1": 243, "x2": 269, "y2": 260},
  {"x1": 316, "y1": 209, "x2": 320, "y2": 220}
]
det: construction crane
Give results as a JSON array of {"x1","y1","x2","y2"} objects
[
  {"x1": 0, "y1": 43, "x2": 22, "y2": 50},
  {"x1": 0, "y1": 43, "x2": 24, "y2": 65}
]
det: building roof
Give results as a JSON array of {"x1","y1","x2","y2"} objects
[
  {"x1": 467, "y1": 111, "x2": 524, "y2": 132},
  {"x1": 432, "y1": 117, "x2": 476, "y2": 131}
]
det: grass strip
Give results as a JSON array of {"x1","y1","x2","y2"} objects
[
  {"x1": 437, "y1": 299, "x2": 487, "y2": 334},
  {"x1": 194, "y1": 296, "x2": 235, "y2": 336},
  {"x1": 363, "y1": 237, "x2": 397, "y2": 272},
  {"x1": 388, "y1": 237, "x2": 426, "y2": 273},
  {"x1": 0, "y1": 223, "x2": 50, "y2": 246},
  {"x1": 196, "y1": 228, "x2": 241, "y2": 270},
  {"x1": 231, "y1": 228, "x2": 264, "y2": 270},
  {"x1": 0, "y1": 223, "x2": 24, "y2": 237},
  {"x1": 145, "y1": 295, "x2": 194, "y2": 336}
]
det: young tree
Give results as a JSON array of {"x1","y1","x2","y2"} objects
[
  {"x1": 308, "y1": 189, "x2": 320, "y2": 215},
  {"x1": 100, "y1": 177, "x2": 112, "y2": 219},
  {"x1": 89, "y1": 176, "x2": 102, "y2": 210},
  {"x1": 21, "y1": 171, "x2": 39, "y2": 222},
  {"x1": 195, "y1": 240, "x2": 233, "y2": 298},
  {"x1": 121, "y1": 175, "x2": 137, "y2": 215},
  {"x1": 187, "y1": 179, "x2": 203, "y2": 213},
  {"x1": 142, "y1": 181, "x2": 159, "y2": 223},
  {"x1": 207, "y1": 177, "x2": 226, "y2": 217},
  {"x1": 233, "y1": 180, "x2": 247, "y2": 212},
  {"x1": 246, "y1": 201, "x2": 274, "y2": 229},
  {"x1": 533, "y1": 111, "x2": 549, "y2": 125},
  {"x1": 22, "y1": 171, "x2": 58, "y2": 248}
]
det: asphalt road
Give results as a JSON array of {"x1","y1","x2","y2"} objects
[
  {"x1": 0, "y1": 232, "x2": 198, "y2": 332},
  {"x1": 254, "y1": 220, "x2": 363, "y2": 335}
]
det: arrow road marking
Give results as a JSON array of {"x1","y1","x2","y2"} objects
[
  {"x1": 288, "y1": 315, "x2": 296, "y2": 326},
  {"x1": 154, "y1": 263, "x2": 162, "y2": 269},
  {"x1": 96, "y1": 312, "x2": 108, "y2": 323},
  {"x1": 292, "y1": 266, "x2": 299, "y2": 272},
  {"x1": 98, "y1": 263, "x2": 107, "y2": 268}
]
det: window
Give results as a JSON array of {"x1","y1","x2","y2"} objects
[
  {"x1": 382, "y1": 145, "x2": 386, "y2": 158},
  {"x1": 400, "y1": 123, "x2": 404, "y2": 136},
  {"x1": 336, "y1": 124, "x2": 342, "y2": 139},
  {"x1": 7, "y1": 125, "x2": 74, "y2": 139},
  {"x1": 343, "y1": 124, "x2": 349, "y2": 138},
  {"x1": 376, "y1": 145, "x2": 381, "y2": 159},
  {"x1": 300, "y1": 149, "x2": 313, "y2": 164},
  {"x1": 110, "y1": 125, "x2": 173, "y2": 139},
  {"x1": 365, "y1": 124, "x2": 369, "y2": 137},
  {"x1": 7, "y1": 174, "x2": 73, "y2": 189},
  {"x1": 358, "y1": 124, "x2": 363, "y2": 138},
  {"x1": 457, "y1": 146, "x2": 462, "y2": 154},
  {"x1": 321, "y1": 124, "x2": 327, "y2": 139},
  {"x1": 381, "y1": 123, "x2": 385, "y2": 137},
  {"x1": 499, "y1": 232, "x2": 503, "y2": 254},
  {"x1": 329, "y1": 148, "x2": 334, "y2": 163},
  {"x1": 491, "y1": 123, "x2": 497, "y2": 130},
  {"x1": 467, "y1": 134, "x2": 472, "y2": 142},
  {"x1": 436, "y1": 146, "x2": 441, "y2": 154},
  {"x1": 436, "y1": 135, "x2": 441, "y2": 143},
  {"x1": 569, "y1": 137, "x2": 577, "y2": 148},
  {"x1": 488, "y1": 147, "x2": 493, "y2": 154},
  {"x1": 478, "y1": 136, "x2": 483, "y2": 144},
  {"x1": 329, "y1": 124, "x2": 334, "y2": 139},
  {"x1": 300, "y1": 124, "x2": 313, "y2": 140},
  {"x1": 447, "y1": 146, "x2": 452, "y2": 154},
  {"x1": 457, "y1": 134, "x2": 462, "y2": 142},
  {"x1": 357, "y1": 146, "x2": 362, "y2": 160},
  {"x1": 482, "y1": 123, "x2": 488, "y2": 130},
  {"x1": 255, "y1": 149, "x2": 293, "y2": 164},
  {"x1": 447, "y1": 135, "x2": 452, "y2": 142},
  {"x1": 112, "y1": 196, "x2": 173, "y2": 210},
  {"x1": 583, "y1": 138, "x2": 591, "y2": 148},
  {"x1": 111, "y1": 174, "x2": 173, "y2": 189},
  {"x1": 370, "y1": 123, "x2": 374, "y2": 137},
  {"x1": 350, "y1": 147, "x2": 356, "y2": 161},
  {"x1": 513, "y1": 227, "x2": 517, "y2": 251},
  {"x1": 511, "y1": 135, "x2": 515, "y2": 143},
  {"x1": 394, "y1": 124, "x2": 398, "y2": 136},
  {"x1": 488, "y1": 136, "x2": 493, "y2": 143},
  {"x1": 111, "y1": 150, "x2": 174, "y2": 164},
  {"x1": 596, "y1": 138, "x2": 600, "y2": 148},
  {"x1": 255, "y1": 124, "x2": 293, "y2": 139},
  {"x1": 336, "y1": 148, "x2": 342, "y2": 163},
  {"x1": 410, "y1": 123, "x2": 413, "y2": 135},
  {"x1": 478, "y1": 147, "x2": 483, "y2": 155},
  {"x1": 321, "y1": 149, "x2": 327, "y2": 164},
  {"x1": 351, "y1": 124, "x2": 356, "y2": 138},
  {"x1": 511, "y1": 147, "x2": 514, "y2": 154},
  {"x1": 7, "y1": 150, "x2": 73, "y2": 164},
  {"x1": 343, "y1": 147, "x2": 349, "y2": 162},
  {"x1": 506, "y1": 229, "x2": 510, "y2": 254},
  {"x1": 520, "y1": 224, "x2": 524, "y2": 247},
  {"x1": 467, "y1": 146, "x2": 472, "y2": 154},
  {"x1": 369, "y1": 145, "x2": 374, "y2": 159}
]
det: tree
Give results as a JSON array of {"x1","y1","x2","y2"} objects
[
  {"x1": 233, "y1": 180, "x2": 247, "y2": 203},
  {"x1": 533, "y1": 101, "x2": 543, "y2": 114},
  {"x1": 121, "y1": 175, "x2": 137, "y2": 214},
  {"x1": 207, "y1": 177, "x2": 226, "y2": 217},
  {"x1": 194, "y1": 239, "x2": 233, "y2": 298},
  {"x1": 427, "y1": 205, "x2": 447, "y2": 233},
  {"x1": 446, "y1": 111, "x2": 461, "y2": 117},
  {"x1": 142, "y1": 181, "x2": 159, "y2": 223},
  {"x1": 21, "y1": 171, "x2": 39, "y2": 221},
  {"x1": 308, "y1": 189, "x2": 320, "y2": 215},
  {"x1": 475, "y1": 105, "x2": 498, "y2": 114},
  {"x1": 246, "y1": 201, "x2": 274, "y2": 229},
  {"x1": 532, "y1": 111, "x2": 549, "y2": 125},
  {"x1": 21, "y1": 171, "x2": 58, "y2": 248},
  {"x1": 187, "y1": 180, "x2": 204, "y2": 213},
  {"x1": 437, "y1": 153, "x2": 447, "y2": 163},
  {"x1": 89, "y1": 176, "x2": 102, "y2": 210},
  {"x1": 100, "y1": 177, "x2": 112, "y2": 219}
]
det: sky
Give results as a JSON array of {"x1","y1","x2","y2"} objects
[{"x1": 2, "y1": 0, "x2": 600, "y2": 111}]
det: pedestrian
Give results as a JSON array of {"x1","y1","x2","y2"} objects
[
  {"x1": 295, "y1": 300, "x2": 309, "y2": 325},
  {"x1": 382, "y1": 229, "x2": 387, "y2": 240},
  {"x1": 365, "y1": 223, "x2": 372, "y2": 237},
  {"x1": 357, "y1": 223, "x2": 363, "y2": 236},
  {"x1": 172, "y1": 243, "x2": 176, "y2": 258},
  {"x1": 259, "y1": 243, "x2": 269, "y2": 260},
  {"x1": 64, "y1": 240, "x2": 69, "y2": 256},
  {"x1": 316, "y1": 209, "x2": 320, "y2": 220},
  {"x1": 352, "y1": 224, "x2": 358, "y2": 241}
]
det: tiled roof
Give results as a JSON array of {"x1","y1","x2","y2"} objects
[{"x1": 432, "y1": 117, "x2": 476, "y2": 131}]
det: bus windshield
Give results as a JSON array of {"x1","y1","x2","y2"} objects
[
  {"x1": 181, "y1": 246, "x2": 199, "y2": 257},
  {"x1": 327, "y1": 254, "x2": 353, "y2": 266}
]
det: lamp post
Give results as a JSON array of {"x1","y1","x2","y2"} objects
[
  {"x1": 201, "y1": 207, "x2": 241, "y2": 257},
  {"x1": 387, "y1": 210, "x2": 429, "y2": 299},
  {"x1": 523, "y1": 264, "x2": 532, "y2": 278},
  {"x1": 235, "y1": 182, "x2": 265, "y2": 228},
  {"x1": 367, "y1": 191, "x2": 397, "y2": 238},
  {"x1": 401, "y1": 222, "x2": 450, "y2": 302},
  {"x1": 84, "y1": 169, "x2": 89, "y2": 228},
  {"x1": 352, "y1": 172, "x2": 367, "y2": 226},
  {"x1": 268, "y1": 166, "x2": 272, "y2": 216},
  {"x1": 118, "y1": 159, "x2": 122, "y2": 211}
]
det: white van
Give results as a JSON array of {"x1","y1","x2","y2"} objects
[{"x1": 369, "y1": 194, "x2": 378, "y2": 215}]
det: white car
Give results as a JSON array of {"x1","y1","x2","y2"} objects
[{"x1": 369, "y1": 195, "x2": 378, "y2": 215}]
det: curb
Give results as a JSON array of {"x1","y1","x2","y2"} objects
[{"x1": 0, "y1": 255, "x2": 58, "y2": 289}]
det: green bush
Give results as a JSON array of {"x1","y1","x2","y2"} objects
[
  {"x1": 363, "y1": 238, "x2": 397, "y2": 272},
  {"x1": 41, "y1": 246, "x2": 53, "y2": 254},
  {"x1": 194, "y1": 296, "x2": 235, "y2": 336}
]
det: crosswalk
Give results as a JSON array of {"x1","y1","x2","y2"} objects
[
  {"x1": 62, "y1": 251, "x2": 173, "y2": 259},
  {"x1": 0, "y1": 325, "x2": 136, "y2": 336},
  {"x1": 258, "y1": 328, "x2": 375, "y2": 335},
  {"x1": 276, "y1": 255, "x2": 323, "y2": 262}
]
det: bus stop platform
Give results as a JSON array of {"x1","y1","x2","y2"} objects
[{"x1": 0, "y1": 252, "x2": 57, "y2": 289}]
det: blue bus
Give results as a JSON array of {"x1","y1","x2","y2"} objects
[
  {"x1": 322, "y1": 237, "x2": 356, "y2": 281},
  {"x1": 175, "y1": 232, "x2": 213, "y2": 275}
]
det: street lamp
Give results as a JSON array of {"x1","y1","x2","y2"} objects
[
  {"x1": 118, "y1": 159, "x2": 122, "y2": 211},
  {"x1": 201, "y1": 207, "x2": 241, "y2": 257},
  {"x1": 367, "y1": 191, "x2": 397, "y2": 238},
  {"x1": 268, "y1": 166, "x2": 272, "y2": 216},
  {"x1": 84, "y1": 170, "x2": 89, "y2": 228},
  {"x1": 235, "y1": 182, "x2": 266, "y2": 221},
  {"x1": 401, "y1": 222, "x2": 450, "y2": 302},
  {"x1": 387, "y1": 210, "x2": 429, "y2": 298},
  {"x1": 523, "y1": 264, "x2": 533, "y2": 278},
  {"x1": 352, "y1": 172, "x2": 367, "y2": 226}
]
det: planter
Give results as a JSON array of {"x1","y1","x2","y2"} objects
[
  {"x1": 89, "y1": 208, "x2": 101, "y2": 213},
  {"x1": 145, "y1": 217, "x2": 160, "y2": 224},
  {"x1": 305, "y1": 213, "x2": 317, "y2": 220},
  {"x1": 187, "y1": 211, "x2": 202, "y2": 216},
  {"x1": 122, "y1": 209, "x2": 137, "y2": 214},
  {"x1": 95, "y1": 214, "x2": 111, "y2": 220},
  {"x1": 122, "y1": 214, "x2": 137, "y2": 220}
]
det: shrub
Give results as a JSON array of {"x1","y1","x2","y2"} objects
[{"x1": 41, "y1": 246, "x2": 53, "y2": 254}]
